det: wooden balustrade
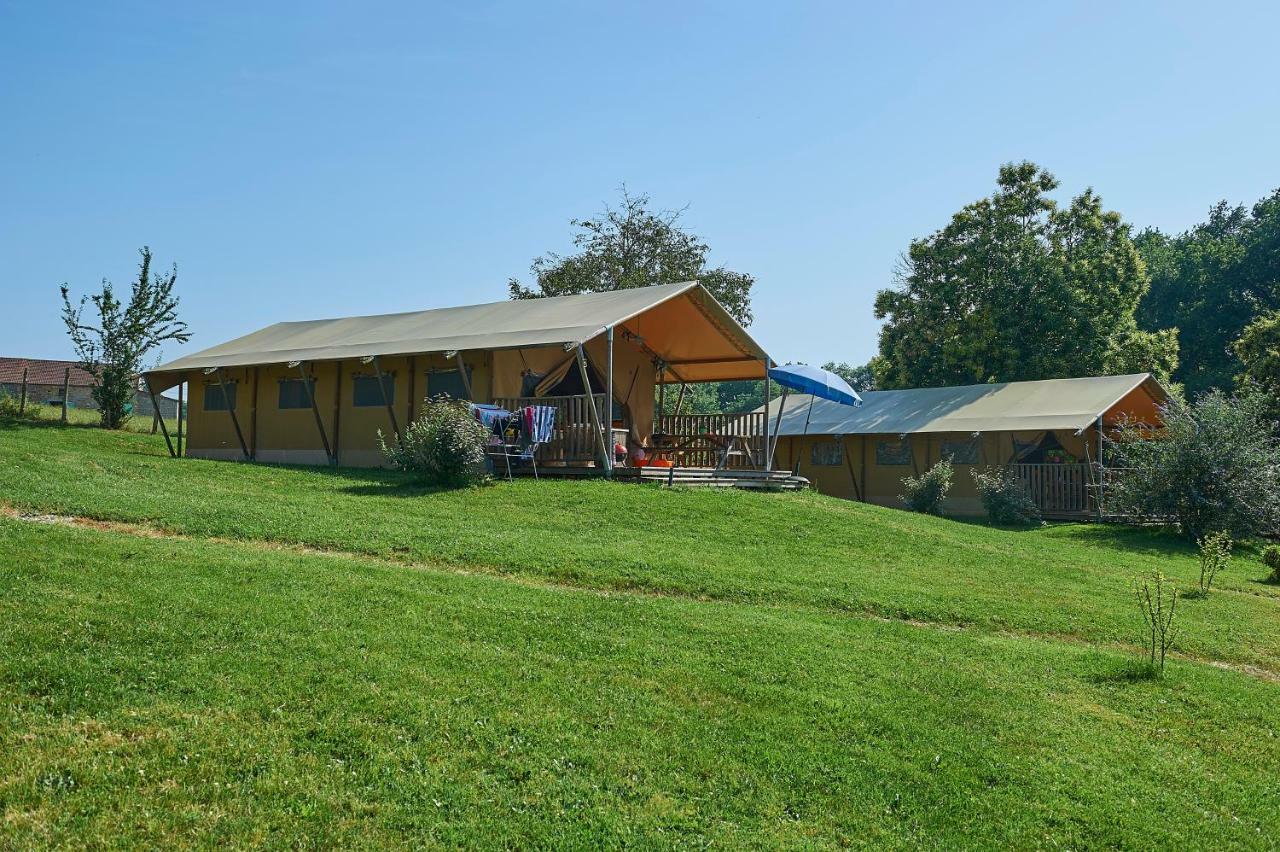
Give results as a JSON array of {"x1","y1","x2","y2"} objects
[
  {"x1": 1011, "y1": 463, "x2": 1091, "y2": 517},
  {"x1": 655, "y1": 411, "x2": 766, "y2": 469}
]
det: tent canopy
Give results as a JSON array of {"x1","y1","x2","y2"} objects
[
  {"x1": 147, "y1": 281, "x2": 767, "y2": 385},
  {"x1": 757, "y1": 374, "x2": 1167, "y2": 437}
]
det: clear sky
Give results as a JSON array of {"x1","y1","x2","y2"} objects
[{"x1": 3, "y1": 1, "x2": 1278, "y2": 370}]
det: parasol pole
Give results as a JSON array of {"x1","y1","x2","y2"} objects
[{"x1": 769, "y1": 388, "x2": 789, "y2": 465}]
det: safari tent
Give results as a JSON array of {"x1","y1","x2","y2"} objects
[
  {"x1": 143, "y1": 282, "x2": 783, "y2": 476},
  {"x1": 764, "y1": 373, "x2": 1168, "y2": 518}
]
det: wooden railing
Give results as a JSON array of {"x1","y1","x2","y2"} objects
[
  {"x1": 493, "y1": 394, "x2": 607, "y2": 464},
  {"x1": 1012, "y1": 463, "x2": 1091, "y2": 517},
  {"x1": 655, "y1": 411, "x2": 767, "y2": 469}
]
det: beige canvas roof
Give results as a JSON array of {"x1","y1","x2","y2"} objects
[
  {"x1": 148, "y1": 281, "x2": 768, "y2": 383},
  {"x1": 759, "y1": 374, "x2": 1167, "y2": 436}
]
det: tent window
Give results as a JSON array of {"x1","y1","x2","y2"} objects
[
  {"x1": 426, "y1": 368, "x2": 470, "y2": 400},
  {"x1": 202, "y1": 382, "x2": 236, "y2": 412},
  {"x1": 810, "y1": 440, "x2": 843, "y2": 466},
  {"x1": 876, "y1": 438, "x2": 913, "y2": 466},
  {"x1": 278, "y1": 378, "x2": 316, "y2": 410},
  {"x1": 353, "y1": 375, "x2": 395, "y2": 407},
  {"x1": 942, "y1": 438, "x2": 981, "y2": 464}
]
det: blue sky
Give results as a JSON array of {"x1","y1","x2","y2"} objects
[{"x1": 3, "y1": 1, "x2": 1278, "y2": 370}]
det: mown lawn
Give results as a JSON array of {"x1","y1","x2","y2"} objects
[
  {"x1": 2, "y1": 422, "x2": 1278, "y2": 669},
  {"x1": 1, "y1": 422, "x2": 1279, "y2": 847}
]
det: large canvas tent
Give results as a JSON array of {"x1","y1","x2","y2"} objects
[
  {"x1": 145, "y1": 282, "x2": 772, "y2": 468},
  {"x1": 761, "y1": 374, "x2": 1167, "y2": 517}
]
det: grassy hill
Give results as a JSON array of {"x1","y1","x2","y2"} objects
[{"x1": 2, "y1": 422, "x2": 1279, "y2": 847}]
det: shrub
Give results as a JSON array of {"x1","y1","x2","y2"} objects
[
  {"x1": 1263, "y1": 545, "x2": 1280, "y2": 584},
  {"x1": 1135, "y1": 569, "x2": 1178, "y2": 675},
  {"x1": 379, "y1": 395, "x2": 490, "y2": 487},
  {"x1": 1194, "y1": 531, "x2": 1232, "y2": 596},
  {"x1": 0, "y1": 391, "x2": 22, "y2": 418},
  {"x1": 971, "y1": 467, "x2": 1041, "y2": 525},
  {"x1": 1106, "y1": 390, "x2": 1280, "y2": 541},
  {"x1": 900, "y1": 459, "x2": 953, "y2": 515}
]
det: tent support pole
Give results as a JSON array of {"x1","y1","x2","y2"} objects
[
  {"x1": 861, "y1": 435, "x2": 869, "y2": 503},
  {"x1": 217, "y1": 368, "x2": 250, "y2": 460},
  {"x1": 407, "y1": 356, "x2": 416, "y2": 422},
  {"x1": 763, "y1": 361, "x2": 772, "y2": 470},
  {"x1": 606, "y1": 326, "x2": 614, "y2": 478},
  {"x1": 372, "y1": 355, "x2": 402, "y2": 444},
  {"x1": 1096, "y1": 416, "x2": 1105, "y2": 521},
  {"x1": 298, "y1": 362, "x2": 333, "y2": 464},
  {"x1": 331, "y1": 362, "x2": 343, "y2": 466},
  {"x1": 657, "y1": 366, "x2": 666, "y2": 419},
  {"x1": 844, "y1": 435, "x2": 862, "y2": 501},
  {"x1": 176, "y1": 380, "x2": 184, "y2": 457},
  {"x1": 147, "y1": 378, "x2": 176, "y2": 458},
  {"x1": 455, "y1": 352, "x2": 474, "y2": 401},
  {"x1": 674, "y1": 381, "x2": 687, "y2": 416},
  {"x1": 248, "y1": 367, "x2": 259, "y2": 460},
  {"x1": 576, "y1": 345, "x2": 611, "y2": 473}
]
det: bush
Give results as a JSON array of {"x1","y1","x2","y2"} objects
[
  {"x1": 0, "y1": 391, "x2": 22, "y2": 418},
  {"x1": 379, "y1": 395, "x2": 491, "y2": 487},
  {"x1": 1195, "y1": 531, "x2": 1232, "y2": 596},
  {"x1": 972, "y1": 467, "x2": 1041, "y2": 525},
  {"x1": 1263, "y1": 545, "x2": 1280, "y2": 584},
  {"x1": 1106, "y1": 390, "x2": 1280, "y2": 541},
  {"x1": 900, "y1": 459, "x2": 953, "y2": 515}
]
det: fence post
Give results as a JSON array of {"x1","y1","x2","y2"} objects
[
  {"x1": 19, "y1": 367, "x2": 27, "y2": 415},
  {"x1": 61, "y1": 367, "x2": 70, "y2": 423}
]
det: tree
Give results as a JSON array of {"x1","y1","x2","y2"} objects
[
  {"x1": 1137, "y1": 189, "x2": 1280, "y2": 397},
  {"x1": 60, "y1": 247, "x2": 189, "y2": 429},
  {"x1": 1106, "y1": 390, "x2": 1280, "y2": 541},
  {"x1": 1233, "y1": 310, "x2": 1280, "y2": 426},
  {"x1": 873, "y1": 162, "x2": 1178, "y2": 389},
  {"x1": 821, "y1": 360, "x2": 880, "y2": 392},
  {"x1": 509, "y1": 187, "x2": 755, "y2": 326}
]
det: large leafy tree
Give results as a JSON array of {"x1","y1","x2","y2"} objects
[
  {"x1": 1233, "y1": 310, "x2": 1280, "y2": 426},
  {"x1": 821, "y1": 360, "x2": 880, "y2": 392},
  {"x1": 509, "y1": 187, "x2": 755, "y2": 326},
  {"x1": 60, "y1": 247, "x2": 189, "y2": 429},
  {"x1": 873, "y1": 162, "x2": 1178, "y2": 389},
  {"x1": 1137, "y1": 189, "x2": 1280, "y2": 397}
]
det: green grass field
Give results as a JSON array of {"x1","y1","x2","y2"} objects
[{"x1": 2, "y1": 421, "x2": 1279, "y2": 847}]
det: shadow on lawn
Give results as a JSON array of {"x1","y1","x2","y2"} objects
[
  {"x1": 1046, "y1": 524, "x2": 1194, "y2": 559},
  {"x1": 1087, "y1": 659, "x2": 1162, "y2": 685}
]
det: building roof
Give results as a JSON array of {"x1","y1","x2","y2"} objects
[
  {"x1": 148, "y1": 281, "x2": 768, "y2": 383},
  {"x1": 0, "y1": 357, "x2": 96, "y2": 387},
  {"x1": 760, "y1": 373, "x2": 1167, "y2": 437}
]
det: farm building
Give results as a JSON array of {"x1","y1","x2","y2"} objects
[
  {"x1": 763, "y1": 373, "x2": 1168, "y2": 518},
  {"x1": 1, "y1": 357, "x2": 176, "y2": 418},
  {"x1": 144, "y1": 282, "x2": 797, "y2": 484}
]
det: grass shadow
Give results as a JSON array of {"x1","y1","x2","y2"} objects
[
  {"x1": 340, "y1": 481, "x2": 459, "y2": 498},
  {"x1": 945, "y1": 516, "x2": 1054, "y2": 533},
  {"x1": 1046, "y1": 523, "x2": 1194, "y2": 559},
  {"x1": 1087, "y1": 659, "x2": 1162, "y2": 684}
]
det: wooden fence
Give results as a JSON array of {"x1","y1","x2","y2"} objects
[
  {"x1": 493, "y1": 394, "x2": 607, "y2": 464},
  {"x1": 655, "y1": 411, "x2": 767, "y2": 469},
  {"x1": 1012, "y1": 463, "x2": 1091, "y2": 518}
]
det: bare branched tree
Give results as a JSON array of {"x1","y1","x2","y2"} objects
[{"x1": 60, "y1": 247, "x2": 190, "y2": 428}]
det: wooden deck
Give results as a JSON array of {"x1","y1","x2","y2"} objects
[{"x1": 503, "y1": 463, "x2": 810, "y2": 491}]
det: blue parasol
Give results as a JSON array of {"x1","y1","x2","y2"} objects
[
  {"x1": 767, "y1": 364, "x2": 863, "y2": 464},
  {"x1": 768, "y1": 364, "x2": 863, "y2": 407}
]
